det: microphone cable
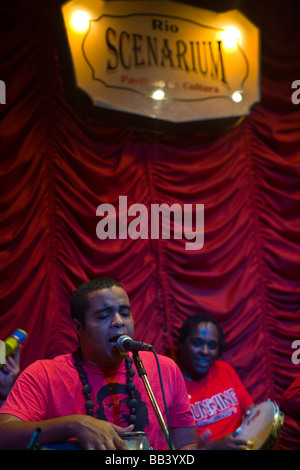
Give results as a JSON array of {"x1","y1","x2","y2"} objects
[{"x1": 150, "y1": 348, "x2": 175, "y2": 451}]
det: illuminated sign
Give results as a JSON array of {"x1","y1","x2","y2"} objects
[{"x1": 57, "y1": 0, "x2": 260, "y2": 129}]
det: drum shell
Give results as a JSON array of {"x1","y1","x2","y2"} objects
[{"x1": 120, "y1": 431, "x2": 151, "y2": 450}]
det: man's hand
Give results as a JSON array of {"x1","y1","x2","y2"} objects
[
  {"x1": 203, "y1": 432, "x2": 253, "y2": 450},
  {"x1": 0, "y1": 346, "x2": 21, "y2": 402},
  {"x1": 72, "y1": 415, "x2": 134, "y2": 450}
]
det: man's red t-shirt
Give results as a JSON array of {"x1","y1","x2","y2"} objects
[
  {"x1": 184, "y1": 360, "x2": 253, "y2": 441},
  {"x1": 0, "y1": 352, "x2": 195, "y2": 450}
]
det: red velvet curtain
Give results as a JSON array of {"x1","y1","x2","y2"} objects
[{"x1": 1, "y1": 0, "x2": 300, "y2": 449}]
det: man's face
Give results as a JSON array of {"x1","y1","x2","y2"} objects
[
  {"x1": 74, "y1": 286, "x2": 134, "y2": 367},
  {"x1": 102, "y1": 394, "x2": 130, "y2": 426},
  {"x1": 179, "y1": 321, "x2": 220, "y2": 380}
]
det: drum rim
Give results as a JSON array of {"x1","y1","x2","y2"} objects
[
  {"x1": 238, "y1": 400, "x2": 284, "y2": 450},
  {"x1": 256, "y1": 401, "x2": 284, "y2": 450}
]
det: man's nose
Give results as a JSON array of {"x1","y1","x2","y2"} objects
[
  {"x1": 111, "y1": 313, "x2": 125, "y2": 328},
  {"x1": 199, "y1": 344, "x2": 210, "y2": 355}
]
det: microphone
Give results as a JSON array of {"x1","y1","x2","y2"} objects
[{"x1": 116, "y1": 335, "x2": 153, "y2": 353}]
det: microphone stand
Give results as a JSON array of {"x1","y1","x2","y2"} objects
[{"x1": 132, "y1": 351, "x2": 175, "y2": 450}]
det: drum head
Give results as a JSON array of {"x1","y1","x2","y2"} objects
[{"x1": 234, "y1": 401, "x2": 284, "y2": 450}]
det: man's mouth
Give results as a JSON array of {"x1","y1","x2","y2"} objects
[
  {"x1": 196, "y1": 358, "x2": 210, "y2": 367},
  {"x1": 108, "y1": 335, "x2": 123, "y2": 346}
]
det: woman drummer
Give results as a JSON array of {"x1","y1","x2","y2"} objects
[{"x1": 177, "y1": 314, "x2": 254, "y2": 450}]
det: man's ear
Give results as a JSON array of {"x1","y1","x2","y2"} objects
[{"x1": 73, "y1": 319, "x2": 83, "y2": 336}]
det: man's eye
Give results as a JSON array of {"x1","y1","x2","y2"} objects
[
  {"x1": 191, "y1": 340, "x2": 203, "y2": 347},
  {"x1": 191, "y1": 340, "x2": 218, "y2": 349},
  {"x1": 97, "y1": 312, "x2": 110, "y2": 319}
]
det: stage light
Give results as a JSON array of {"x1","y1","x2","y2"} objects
[
  {"x1": 70, "y1": 10, "x2": 90, "y2": 34},
  {"x1": 220, "y1": 26, "x2": 242, "y2": 50},
  {"x1": 232, "y1": 91, "x2": 243, "y2": 103},
  {"x1": 152, "y1": 89, "x2": 165, "y2": 100}
]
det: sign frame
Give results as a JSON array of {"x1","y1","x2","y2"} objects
[{"x1": 54, "y1": 1, "x2": 260, "y2": 133}]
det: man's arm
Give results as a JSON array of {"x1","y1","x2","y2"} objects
[
  {"x1": 0, "y1": 414, "x2": 133, "y2": 450},
  {"x1": 171, "y1": 426, "x2": 201, "y2": 450}
]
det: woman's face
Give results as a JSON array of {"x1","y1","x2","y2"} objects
[{"x1": 179, "y1": 321, "x2": 220, "y2": 380}]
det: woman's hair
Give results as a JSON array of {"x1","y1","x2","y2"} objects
[
  {"x1": 70, "y1": 278, "x2": 124, "y2": 327},
  {"x1": 177, "y1": 313, "x2": 226, "y2": 356}
]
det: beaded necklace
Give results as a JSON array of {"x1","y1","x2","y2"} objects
[{"x1": 74, "y1": 348, "x2": 137, "y2": 426}]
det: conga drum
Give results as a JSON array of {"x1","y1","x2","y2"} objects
[
  {"x1": 41, "y1": 431, "x2": 151, "y2": 450},
  {"x1": 119, "y1": 431, "x2": 151, "y2": 450}
]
